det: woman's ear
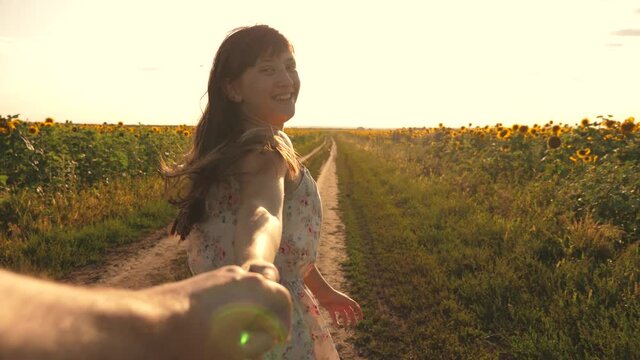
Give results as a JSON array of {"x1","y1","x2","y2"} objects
[{"x1": 224, "y1": 79, "x2": 242, "y2": 103}]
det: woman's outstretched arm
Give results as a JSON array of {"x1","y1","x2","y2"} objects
[
  {"x1": 304, "y1": 264, "x2": 363, "y2": 328},
  {"x1": 233, "y1": 146, "x2": 288, "y2": 282}
]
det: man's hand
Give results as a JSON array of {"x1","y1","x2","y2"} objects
[{"x1": 144, "y1": 265, "x2": 291, "y2": 359}]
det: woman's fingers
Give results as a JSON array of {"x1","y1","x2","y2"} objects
[
  {"x1": 247, "y1": 262, "x2": 280, "y2": 283},
  {"x1": 346, "y1": 307, "x2": 357, "y2": 327},
  {"x1": 329, "y1": 309, "x2": 339, "y2": 326}
]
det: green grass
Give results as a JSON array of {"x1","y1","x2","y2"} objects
[
  {"x1": 334, "y1": 132, "x2": 639, "y2": 359},
  {"x1": 15, "y1": 199, "x2": 175, "y2": 280}
]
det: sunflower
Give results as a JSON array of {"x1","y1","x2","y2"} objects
[
  {"x1": 118, "y1": 121, "x2": 124, "y2": 127},
  {"x1": 547, "y1": 136, "x2": 561, "y2": 149},
  {"x1": 518, "y1": 125, "x2": 529, "y2": 134},
  {"x1": 576, "y1": 148, "x2": 591, "y2": 158},
  {"x1": 552, "y1": 125, "x2": 561, "y2": 134},
  {"x1": 0, "y1": 121, "x2": 15, "y2": 134},
  {"x1": 151, "y1": 126, "x2": 160, "y2": 133},
  {"x1": 497, "y1": 129, "x2": 511, "y2": 139},
  {"x1": 580, "y1": 118, "x2": 590, "y2": 127},
  {"x1": 512, "y1": 124, "x2": 519, "y2": 132},
  {"x1": 621, "y1": 118, "x2": 635, "y2": 134},
  {"x1": 44, "y1": 117, "x2": 55, "y2": 124},
  {"x1": 182, "y1": 130, "x2": 191, "y2": 136},
  {"x1": 28, "y1": 125, "x2": 39, "y2": 135}
]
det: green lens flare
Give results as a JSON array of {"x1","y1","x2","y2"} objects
[
  {"x1": 239, "y1": 331, "x2": 250, "y2": 346},
  {"x1": 209, "y1": 302, "x2": 288, "y2": 346}
]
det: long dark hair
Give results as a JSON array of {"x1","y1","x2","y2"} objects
[{"x1": 163, "y1": 25, "x2": 301, "y2": 240}]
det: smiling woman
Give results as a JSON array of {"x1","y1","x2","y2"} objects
[
  {"x1": 162, "y1": 25, "x2": 360, "y2": 359},
  {"x1": 225, "y1": 51, "x2": 300, "y2": 128}
]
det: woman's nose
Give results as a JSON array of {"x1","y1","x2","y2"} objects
[{"x1": 276, "y1": 67, "x2": 294, "y2": 86}]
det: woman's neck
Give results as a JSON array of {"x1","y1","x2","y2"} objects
[{"x1": 241, "y1": 112, "x2": 283, "y2": 132}]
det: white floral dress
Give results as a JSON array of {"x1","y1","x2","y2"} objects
[{"x1": 186, "y1": 160, "x2": 340, "y2": 359}]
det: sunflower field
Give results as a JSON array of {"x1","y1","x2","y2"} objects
[
  {"x1": 0, "y1": 113, "x2": 324, "y2": 278},
  {"x1": 333, "y1": 116, "x2": 639, "y2": 359}
]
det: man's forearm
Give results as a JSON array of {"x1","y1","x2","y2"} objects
[{"x1": 0, "y1": 270, "x2": 183, "y2": 360}]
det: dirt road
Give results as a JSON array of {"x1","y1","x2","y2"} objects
[{"x1": 315, "y1": 138, "x2": 367, "y2": 359}]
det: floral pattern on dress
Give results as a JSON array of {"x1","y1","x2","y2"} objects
[{"x1": 187, "y1": 164, "x2": 340, "y2": 359}]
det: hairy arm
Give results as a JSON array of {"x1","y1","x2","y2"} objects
[
  {"x1": 0, "y1": 267, "x2": 293, "y2": 360},
  {"x1": 0, "y1": 269, "x2": 179, "y2": 360}
]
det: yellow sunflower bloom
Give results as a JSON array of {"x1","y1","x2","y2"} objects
[
  {"x1": 580, "y1": 118, "x2": 590, "y2": 127},
  {"x1": 576, "y1": 148, "x2": 591, "y2": 158},
  {"x1": 547, "y1": 136, "x2": 561, "y2": 149},
  {"x1": 497, "y1": 129, "x2": 511, "y2": 139},
  {"x1": 621, "y1": 119, "x2": 635, "y2": 134}
]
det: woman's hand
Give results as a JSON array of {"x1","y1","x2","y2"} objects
[
  {"x1": 241, "y1": 259, "x2": 281, "y2": 283},
  {"x1": 316, "y1": 289, "x2": 363, "y2": 328}
]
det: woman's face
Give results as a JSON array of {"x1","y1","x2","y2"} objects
[{"x1": 228, "y1": 50, "x2": 300, "y2": 128}]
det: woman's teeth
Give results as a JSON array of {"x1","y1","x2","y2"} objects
[{"x1": 273, "y1": 94, "x2": 292, "y2": 101}]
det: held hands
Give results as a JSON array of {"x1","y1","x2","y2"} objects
[
  {"x1": 145, "y1": 265, "x2": 291, "y2": 360},
  {"x1": 317, "y1": 289, "x2": 363, "y2": 328},
  {"x1": 241, "y1": 259, "x2": 281, "y2": 283}
]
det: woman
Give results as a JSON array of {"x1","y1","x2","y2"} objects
[{"x1": 164, "y1": 25, "x2": 362, "y2": 359}]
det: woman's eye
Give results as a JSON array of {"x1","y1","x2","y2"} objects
[
  {"x1": 287, "y1": 64, "x2": 297, "y2": 71},
  {"x1": 260, "y1": 67, "x2": 275, "y2": 74}
]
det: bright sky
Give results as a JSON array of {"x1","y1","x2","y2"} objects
[{"x1": 1, "y1": 0, "x2": 639, "y2": 128}]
